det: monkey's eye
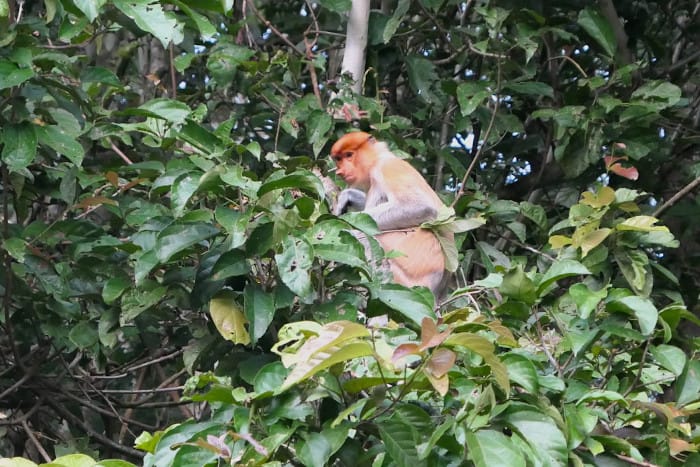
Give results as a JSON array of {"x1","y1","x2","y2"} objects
[{"x1": 343, "y1": 151, "x2": 353, "y2": 159}]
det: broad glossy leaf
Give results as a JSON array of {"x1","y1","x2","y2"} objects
[
  {"x1": 0, "y1": 60, "x2": 34, "y2": 89},
  {"x1": 504, "y1": 81, "x2": 554, "y2": 98},
  {"x1": 155, "y1": 223, "x2": 219, "y2": 263},
  {"x1": 258, "y1": 170, "x2": 325, "y2": 200},
  {"x1": 317, "y1": 0, "x2": 351, "y2": 13},
  {"x1": 211, "y1": 249, "x2": 249, "y2": 280},
  {"x1": 502, "y1": 354, "x2": 539, "y2": 394},
  {"x1": 377, "y1": 418, "x2": 424, "y2": 467},
  {"x1": 675, "y1": 359, "x2": 700, "y2": 407},
  {"x1": 500, "y1": 266, "x2": 537, "y2": 305},
  {"x1": 280, "y1": 330, "x2": 373, "y2": 392},
  {"x1": 69, "y1": 321, "x2": 99, "y2": 349},
  {"x1": 120, "y1": 285, "x2": 168, "y2": 323},
  {"x1": 457, "y1": 81, "x2": 490, "y2": 116},
  {"x1": 274, "y1": 236, "x2": 315, "y2": 303},
  {"x1": 244, "y1": 283, "x2": 275, "y2": 345},
  {"x1": 375, "y1": 283, "x2": 436, "y2": 326},
  {"x1": 426, "y1": 348, "x2": 456, "y2": 378},
  {"x1": 36, "y1": 125, "x2": 84, "y2": 166},
  {"x1": 81, "y1": 66, "x2": 122, "y2": 87},
  {"x1": 503, "y1": 405, "x2": 568, "y2": 466},
  {"x1": 297, "y1": 424, "x2": 350, "y2": 467},
  {"x1": 406, "y1": 55, "x2": 439, "y2": 104},
  {"x1": 73, "y1": 0, "x2": 106, "y2": 22},
  {"x1": 139, "y1": 98, "x2": 191, "y2": 124},
  {"x1": 102, "y1": 276, "x2": 131, "y2": 304},
  {"x1": 577, "y1": 8, "x2": 616, "y2": 57},
  {"x1": 537, "y1": 259, "x2": 590, "y2": 296},
  {"x1": 172, "y1": 0, "x2": 217, "y2": 39},
  {"x1": 617, "y1": 215, "x2": 668, "y2": 232},
  {"x1": 445, "y1": 333, "x2": 510, "y2": 392},
  {"x1": 383, "y1": 0, "x2": 410, "y2": 43},
  {"x1": 608, "y1": 295, "x2": 658, "y2": 335},
  {"x1": 113, "y1": 0, "x2": 184, "y2": 47},
  {"x1": 569, "y1": 283, "x2": 607, "y2": 319},
  {"x1": 209, "y1": 292, "x2": 250, "y2": 345},
  {"x1": 1, "y1": 123, "x2": 37, "y2": 172},
  {"x1": 171, "y1": 172, "x2": 201, "y2": 217},
  {"x1": 466, "y1": 429, "x2": 526, "y2": 467},
  {"x1": 650, "y1": 344, "x2": 686, "y2": 376}
]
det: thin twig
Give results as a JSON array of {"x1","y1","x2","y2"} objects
[
  {"x1": 21, "y1": 419, "x2": 51, "y2": 462},
  {"x1": 452, "y1": 60, "x2": 503, "y2": 206},
  {"x1": 653, "y1": 174, "x2": 700, "y2": 217},
  {"x1": 110, "y1": 139, "x2": 134, "y2": 165}
]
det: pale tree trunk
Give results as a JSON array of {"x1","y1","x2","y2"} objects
[{"x1": 340, "y1": 0, "x2": 370, "y2": 95}]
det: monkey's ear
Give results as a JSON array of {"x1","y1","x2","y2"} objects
[{"x1": 367, "y1": 135, "x2": 376, "y2": 144}]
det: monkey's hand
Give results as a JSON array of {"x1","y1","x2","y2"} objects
[{"x1": 334, "y1": 188, "x2": 367, "y2": 215}]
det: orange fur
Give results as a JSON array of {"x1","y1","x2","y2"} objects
[{"x1": 331, "y1": 132, "x2": 448, "y2": 294}]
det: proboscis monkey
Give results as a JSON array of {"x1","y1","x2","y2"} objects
[{"x1": 331, "y1": 132, "x2": 447, "y2": 295}]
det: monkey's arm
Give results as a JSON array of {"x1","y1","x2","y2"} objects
[{"x1": 334, "y1": 188, "x2": 367, "y2": 215}]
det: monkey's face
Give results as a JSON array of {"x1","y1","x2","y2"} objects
[{"x1": 330, "y1": 131, "x2": 374, "y2": 189}]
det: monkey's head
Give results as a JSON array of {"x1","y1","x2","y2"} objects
[{"x1": 330, "y1": 131, "x2": 376, "y2": 189}]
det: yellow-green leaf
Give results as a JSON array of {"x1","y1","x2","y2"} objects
[
  {"x1": 617, "y1": 215, "x2": 669, "y2": 232},
  {"x1": 209, "y1": 293, "x2": 250, "y2": 345},
  {"x1": 548, "y1": 235, "x2": 572, "y2": 249},
  {"x1": 580, "y1": 186, "x2": 615, "y2": 208},
  {"x1": 580, "y1": 228, "x2": 611, "y2": 257}
]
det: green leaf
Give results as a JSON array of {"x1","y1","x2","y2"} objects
[
  {"x1": 502, "y1": 354, "x2": 539, "y2": 394},
  {"x1": 244, "y1": 283, "x2": 275, "y2": 345},
  {"x1": 577, "y1": 8, "x2": 616, "y2": 57},
  {"x1": 36, "y1": 125, "x2": 84, "y2": 166},
  {"x1": 209, "y1": 291, "x2": 250, "y2": 345},
  {"x1": 258, "y1": 170, "x2": 325, "y2": 200},
  {"x1": 0, "y1": 60, "x2": 34, "y2": 89},
  {"x1": 298, "y1": 424, "x2": 351, "y2": 467},
  {"x1": 445, "y1": 333, "x2": 509, "y2": 392},
  {"x1": 466, "y1": 429, "x2": 526, "y2": 467},
  {"x1": 102, "y1": 276, "x2": 131, "y2": 304},
  {"x1": 383, "y1": 0, "x2": 410, "y2": 43},
  {"x1": 138, "y1": 98, "x2": 191, "y2": 124},
  {"x1": 457, "y1": 82, "x2": 490, "y2": 116},
  {"x1": 155, "y1": 223, "x2": 219, "y2": 263},
  {"x1": 73, "y1": 0, "x2": 106, "y2": 22},
  {"x1": 81, "y1": 66, "x2": 122, "y2": 87},
  {"x1": 207, "y1": 43, "x2": 255, "y2": 82},
  {"x1": 46, "y1": 453, "x2": 98, "y2": 467},
  {"x1": 279, "y1": 321, "x2": 373, "y2": 391},
  {"x1": 676, "y1": 359, "x2": 700, "y2": 407},
  {"x1": 503, "y1": 405, "x2": 568, "y2": 466},
  {"x1": 275, "y1": 235, "x2": 315, "y2": 303},
  {"x1": 504, "y1": 81, "x2": 554, "y2": 98},
  {"x1": 69, "y1": 321, "x2": 99, "y2": 349},
  {"x1": 650, "y1": 344, "x2": 686, "y2": 377},
  {"x1": 211, "y1": 249, "x2": 249, "y2": 280},
  {"x1": 318, "y1": 0, "x2": 351, "y2": 13},
  {"x1": 171, "y1": 172, "x2": 201, "y2": 217},
  {"x1": 500, "y1": 266, "x2": 537, "y2": 305},
  {"x1": 537, "y1": 259, "x2": 591, "y2": 296},
  {"x1": 120, "y1": 285, "x2": 168, "y2": 323},
  {"x1": 377, "y1": 418, "x2": 424, "y2": 467},
  {"x1": 1, "y1": 123, "x2": 37, "y2": 172},
  {"x1": 112, "y1": 0, "x2": 184, "y2": 47},
  {"x1": 569, "y1": 283, "x2": 607, "y2": 319},
  {"x1": 375, "y1": 283, "x2": 436, "y2": 326},
  {"x1": 307, "y1": 110, "x2": 333, "y2": 156},
  {"x1": 607, "y1": 296, "x2": 658, "y2": 335},
  {"x1": 406, "y1": 55, "x2": 439, "y2": 104},
  {"x1": 172, "y1": 0, "x2": 217, "y2": 40}
]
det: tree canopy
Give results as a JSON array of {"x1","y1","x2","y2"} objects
[{"x1": 1, "y1": 0, "x2": 699, "y2": 466}]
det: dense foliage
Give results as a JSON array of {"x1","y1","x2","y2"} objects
[{"x1": 1, "y1": 0, "x2": 699, "y2": 466}]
